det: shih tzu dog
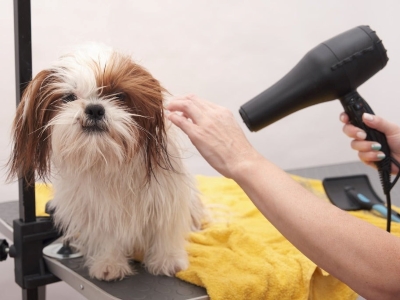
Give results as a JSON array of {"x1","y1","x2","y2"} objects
[{"x1": 7, "y1": 44, "x2": 205, "y2": 281}]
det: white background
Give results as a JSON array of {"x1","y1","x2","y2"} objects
[{"x1": 1, "y1": 0, "x2": 400, "y2": 203}]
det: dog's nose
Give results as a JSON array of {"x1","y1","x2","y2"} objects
[{"x1": 85, "y1": 104, "x2": 105, "y2": 120}]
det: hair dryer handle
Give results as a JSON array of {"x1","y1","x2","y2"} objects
[{"x1": 340, "y1": 91, "x2": 392, "y2": 194}]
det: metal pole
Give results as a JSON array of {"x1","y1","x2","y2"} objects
[
  {"x1": 14, "y1": 0, "x2": 36, "y2": 223},
  {"x1": 14, "y1": 1, "x2": 42, "y2": 299}
]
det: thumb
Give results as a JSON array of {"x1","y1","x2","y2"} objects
[{"x1": 362, "y1": 113, "x2": 400, "y2": 136}]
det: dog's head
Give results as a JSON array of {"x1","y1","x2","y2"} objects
[{"x1": 8, "y1": 43, "x2": 173, "y2": 183}]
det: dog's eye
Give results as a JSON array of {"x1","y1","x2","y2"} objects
[
  {"x1": 115, "y1": 93, "x2": 126, "y2": 101},
  {"x1": 63, "y1": 93, "x2": 77, "y2": 102}
]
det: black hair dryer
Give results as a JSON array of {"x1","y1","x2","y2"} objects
[{"x1": 239, "y1": 25, "x2": 393, "y2": 195}]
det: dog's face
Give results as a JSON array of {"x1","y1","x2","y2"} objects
[{"x1": 8, "y1": 44, "x2": 172, "y2": 182}]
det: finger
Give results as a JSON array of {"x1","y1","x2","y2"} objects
[
  {"x1": 167, "y1": 95, "x2": 223, "y2": 124},
  {"x1": 358, "y1": 151, "x2": 386, "y2": 163},
  {"x1": 362, "y1": 113, "x2": 399, "y2": 136},
  {"x1": 167, "y1": 112, "x2": 195, "y2": 136},
  {"x1": 342, "y1": 123, "x2": 367, "y2": 140},
  {"x1": 166, "y1": 99, "x2": 203, "y2": 124},
  {"x1": 350, "y1": 140, "x2": 382, "y2": 152},
  {"x1": 171, "y1": 94, "x2": 197, "y2": 101},
  {"x1": 339, "y1": 112, "x2": 349, "y2": 124}
]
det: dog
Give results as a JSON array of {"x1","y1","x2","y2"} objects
[{"x1": 7, "y1": 43, "x2": 205, "y2": 281}]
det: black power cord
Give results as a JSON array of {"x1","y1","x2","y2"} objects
[{"x1": 379, "y1": 156, "x2": 400, "y2": 232}]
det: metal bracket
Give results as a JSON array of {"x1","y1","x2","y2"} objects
[{"x1": 12, "y1": 218, "x2": 61, "y2": 289}]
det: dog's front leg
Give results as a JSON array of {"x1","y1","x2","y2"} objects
[
  {"x1": 87, "y1": 245, "x2": 134, "y2": 281},
  {"x1": 143, "y1": 226, "x2": 189, "y2": 277}
]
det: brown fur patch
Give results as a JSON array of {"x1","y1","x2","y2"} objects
[
  {"x1": 8, "y1": 70, "x2": 62, "y2": 183},
  {"x1": 95, "y1": 53, "x2": 173, "y2": 182}
]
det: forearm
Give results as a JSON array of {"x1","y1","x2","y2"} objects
[{"x1": 233, "y1": 153, "x2": 400, "y2": 299}]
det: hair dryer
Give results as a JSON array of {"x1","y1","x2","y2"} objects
[
  {"x1": 240, "y1": 25, "x2": 391, "y2": 189},
  {"x1": 239, "y1": 26, "x2": 397, "y2": 231}
]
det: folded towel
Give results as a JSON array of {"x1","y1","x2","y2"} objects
[{"x1": 34, "y1": 175, "x2": 400, "y2": 300}]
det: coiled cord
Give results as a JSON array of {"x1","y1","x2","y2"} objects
[{"x1": 379, "y1": 156, "x2": 400, "y2": 232}]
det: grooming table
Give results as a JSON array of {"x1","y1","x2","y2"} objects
[{"x1": 1, "y1": 161, "x2": 399, "y2": 300}]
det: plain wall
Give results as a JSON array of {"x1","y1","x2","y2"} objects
[{"x1": 1, "y1": 0, "x2": 400, "y2": 203}]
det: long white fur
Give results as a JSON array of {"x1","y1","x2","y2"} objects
[{"x1": 24, "y1": 44, "x2": 205, "y2": 280}]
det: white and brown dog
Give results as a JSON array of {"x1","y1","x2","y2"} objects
[{"x1": 7, "y1": 44, "x2": 205, "y2": 281}]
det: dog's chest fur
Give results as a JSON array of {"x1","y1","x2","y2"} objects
[{"x1": 49, "y1": 151, "x2": 194, "y2": 257}]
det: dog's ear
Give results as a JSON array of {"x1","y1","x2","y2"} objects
[
  {"x1": 126, "y1": 67, "x2": 174, "y2": 182},
  {"x1": 139, "y1": 77, "x2": 173, "y2": 180},
  {"x1": 7, "y1": 69, "x2": 59, "y2": 183},
  {"x1": 99, "y1": 53, "x2": 174, "y2": 182}
]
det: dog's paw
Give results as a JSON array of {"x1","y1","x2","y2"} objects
[
  {"x1": 89, "y1": 258, "x2": 134, "y2": 281},
  {"x1": 145, "y1": 253, "x2": 189, "y2": 276}
]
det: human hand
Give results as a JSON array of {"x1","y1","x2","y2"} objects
[
  {"x1": 340, "y1": 112, "x2": 400, "y2": 175},
  {"x1": 166, "y1": 95, "x2": 260, "y2": 179}
]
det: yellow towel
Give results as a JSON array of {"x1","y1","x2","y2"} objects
[
  {"x1": 176, "y1": 175, "x2": 400, "y2": 300},
  {"x1": 35, "y1": 183, "x2": 54, "y2": 217},
  {"x1": 34, "y1": 175, "x2": 400, "y2": 300}
]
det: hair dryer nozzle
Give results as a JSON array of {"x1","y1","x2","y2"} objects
[{"x1": 240, "y1": 25, "x2": 388, "y2": 132}]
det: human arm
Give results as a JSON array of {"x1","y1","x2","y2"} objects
[
  {"x1": 167, "y1": 95, "x2": 400, "y2": 300},
  {"x1": 340, "y1": 112, "x2": 400, "y2": 175}
]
